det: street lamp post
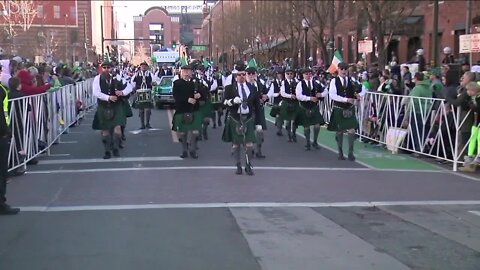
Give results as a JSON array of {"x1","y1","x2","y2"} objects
[
  {"x1": 255, "y1": 35, "x2": 260, "y2": 61},
  {"x1": 215, "y1": 44, "x2": 219, "y2": 64},
  {"x1": 302, "y1": 18, "x2": 310, "y2": 67},
  {"x1": 100, "y1": 5, "x2": 127, "y2": 60},
  {"x1": 65, "y1": 14, "x2": 68, "y2": 63}
]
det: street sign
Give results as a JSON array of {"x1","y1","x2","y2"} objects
[
  {"x1": 358, "y1": 40, "x2": 373, "y2": 54},
  {"x1": 191, "y1": 45, "x2": 208, "y2": 51},
  {"x1": 459, "y1": 33, "x2": 480, "y2": 53}
]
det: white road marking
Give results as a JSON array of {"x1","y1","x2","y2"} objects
[
  {"x1": 37, "y1": 156, "x2": 183, "y2": 165},
  {"x1": 468, "y1": 210, "x2": 480, "y2": 217},
  {"x1": 47, "y1": 154, "x2": 71, "y2": 157},
  {"x1": 18, "y1": 200, "x2": 480, "y2": 212},
  {"x1": 25, "y1": 165, "x2": 448, "y2": 174},
  {"x1": 167, "y1": 109, "x2": 179, "y2": 143},
  {"x1": 59, "y1": 141, "x2": 78, "y2": 144}
]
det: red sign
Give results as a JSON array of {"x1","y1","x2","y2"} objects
[{"x1": 0, "y1": 0, "x2": 78, "y2": 27}]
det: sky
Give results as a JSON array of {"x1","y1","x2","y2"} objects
[{"x1": 114, "y1": 1, "x2": 204, "y2": 39}]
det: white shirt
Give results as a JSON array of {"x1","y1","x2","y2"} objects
[
  {"x1": 267, "y1": 79, "x2": 281, "y2": 100},
  {"x1": 280, "y1": 79, "x2": 296, "y2": 99},
  {"x1": 328, "y1": 76, "x2": 366, "y2": 103},
  {"x1": 295, "y1": 79, "x2": 327, "y2": 102},
  {"x1": 237, "y1": 82, "x2": 250, "y2": 114},
  {"x1": 93, "y1": 74, "x2": 133, "y2": 102}
]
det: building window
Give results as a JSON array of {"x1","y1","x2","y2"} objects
[
  {"x1": 54, "y1": 5, "x2": 60, "y2": 19},
  {"x1": 37, "y1": 5, "x2": 44, "y2": 18},
  {"x1": 70, "y1": 6, "x2": 76, "y2": 20}
]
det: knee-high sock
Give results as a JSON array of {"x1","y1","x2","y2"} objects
[
  {"x1": 348, "y1": 133, "x2": 355, "y2": 155},
  {"x1": 286, "y1": 120, "x2": 292, "y2": 136},
  {"x1": 145, "y1": 109, "x2": 151, "y2": 124},
  {"x1": 256, "y1": 131, "x2": 264, "y2": 153},
  {"x1": 102, "y1": 134, "x2": 111, "y2": 152},
  {"x1": 212, "y1": 112, "x2": 217, "y2": 125},
  {"x1": 468, "y1": 126, "x2": 479, "y2": 156},
  {"x1": 113, "y1": 133, "x2": 121, "y2": 150},
  {"x1": 179, "y1": 134, "x2": 188, "y2": 152},
  {"x1": 233, "y1": 147, "x2": 241, "y2": 164},
  {"x1": 304, "y1": 127, "x2": 311, "y2": 145},
  {"x1": 276, "y1": 116, "x2": 282, "y2": 131},
  {"x1": 121, "y1": 125, "x2": 125, "y2": 136},
  {"x1": 190, "y1": 132, "x2": 198, "y2": 151},
  {"x1": 139, "y1": 109, "x2": 145, "y2": 125},
  {"x1": 313, "y1": 126, "x2": 320, "y2": 144},
  {"x1": 202, "y1": 121, "x2": 209, "y2": 136},
  {"x1": 335, "y1": 132, "x2": 344, "y2": 154},
  {"x1": 246, "y1": 145, "x2": 254, "y2": 165}
]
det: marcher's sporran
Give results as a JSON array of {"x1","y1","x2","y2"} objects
[{"x1": 183, "y1": 113, "x2": 194, "y2": 124}]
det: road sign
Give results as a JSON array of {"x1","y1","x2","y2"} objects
[
  {"x1": 459, "y1": 33, "x2": 480, "y2": 53},
  {"x1": 358, "y1": 40, "x2": 373, "y2": 54},
  {"x1": 191, "y1": 45, "x2": 208, "y2": 51}
]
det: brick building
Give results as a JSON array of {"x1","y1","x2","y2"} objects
[
  {"x1": 0, "y1": 0, "x2": 102, "y2": 63},
  {"x1": 204, "y1": 0, "x2": 480, "y2": 68}
]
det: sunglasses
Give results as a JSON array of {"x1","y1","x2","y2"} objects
[
  {"x1": 237, "y1": 73, "x2": 246, "y2": 76},
  {"x1": 286, "y1": 72, "x2": 293, "y2": 75},
  {"x1": 247, "y1": 72, "x2": 256, "y2": 75},
  {"x1": 339, "y1": 67, "x2": 348, "y2": 70},
  {"x1": 102, "y1": 66, "x2": 111, "y2": 69}
]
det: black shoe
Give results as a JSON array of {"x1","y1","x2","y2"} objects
[
  {"x1": 189, "y1": 151, "x2": 198, "y2": 159},
  {"x1": 348, "y1": 153, "x2": 356, "y2": 161},
  {"x1": 180, "y1": 151, "x2": 188, "y2": 158},
  {"x1": 256, "y1": 152, "x2": 266, "y2": 159},
  {"x1": 213, "y1": 124, "x2": 217, "y2": 129},
  {"x1": 338, "y1": 154, "x2": 346, "y2": 160},
  {"x1": 113, "y1": 149, "x2": 120, "y2": 157},
  {"x1": 312, "y1": 142, "x2": 320, "y2": 149},
  {"x1": 103, "y1": 151, "x2": 111, "y2": 159},
  {"x1": 235, "y1": 163, "x2": 243, "y2": 175},
  {"x1": 292, "y1": 135, "x2": 297, "y2": 142},
  {"x1": 198, "y1": 136, "x2": 203, "y2": 141},
  {"x1": 203, "y1": 133, "x2": 208, "y2": 140},
  {"x1": 0, "y1": 204, "x2": 20, "y2": 215},
  {"x1": 276, "y1": 131, "x2": 283, "y2": 136},
  {"x1": 288, "y1": 136, "x2": 292, "y2": 142},
  {"x1": 146, "y1": 124, "x2": 152, "y2": 129},
  {"x1": 305, "y1": 144, "x2": 311, "y2": 151},
  {"x1": 140, "y1": 125, "x2": 146, "y2": 130},
  {"x1": 245, "y1": 164, "x2": 254, "y2": 175}
]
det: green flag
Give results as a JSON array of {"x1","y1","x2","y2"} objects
[
  {"x1": 247, "y1": 58, "x2": 257, "y2": 68},
  {"x1": 180, "y1": 56, "x2": 188, "y2": 66}
]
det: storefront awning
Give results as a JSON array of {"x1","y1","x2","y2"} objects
[{"x1": 242, "y1": 37, "x2": 290, "y2": 55}]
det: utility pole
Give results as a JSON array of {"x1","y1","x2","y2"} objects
[
  {"x1": 83, "y1": 12, "x2": 88, "y2": 62},
  {"x1": 432, "y1": 0, "x2": 439, "y2": 67},
  {"x1": 466, "y1": 0, "x2": 472, "y2": 65},
  {"x1": 221, "y1": 0, "x2": 225, "y2": 69},
  {"x1": 100, "y1": 5, "x2": 104, "y2": 58},
  {"x1": 329, "y1": 0, "x2": 335, "y2": 63}
]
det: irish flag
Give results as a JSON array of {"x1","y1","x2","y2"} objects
[{"x1": 327, "y1": 50, "x2": 344, "y2": 74}]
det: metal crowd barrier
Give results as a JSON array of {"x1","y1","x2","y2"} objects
[
  {"x1": 7, "y1": 78, "x2": 95, "y2": 172},
  {"x1": 318, "y1": 92, "x2": 467, "y2": 171}
]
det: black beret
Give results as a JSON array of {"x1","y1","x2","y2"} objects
[
  {"x1": 236, "y1": 64, "x2": 246, "y2": 72},
  {"x1": 101, "y1": 61, "x2": 113, "y2": 67},
  {"x1": 181, "y1": 64, "x2": 193, "y2": 70},
  {"x1": 245, "y1": 66, "x2": 257, "y2": 73},
  {"x1": 302, "y1": 67, "x2": 313, "y2": 74},
  {"x1": 338, "y1": 62, "x2": 349, "y2": 69},
  {"x1": 285, "y1": 68, "x2": 295, "y2": 73}
]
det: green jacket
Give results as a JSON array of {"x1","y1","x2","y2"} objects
[{"x1": 409, "y1": 80, "x2": 433, "y2": 113}]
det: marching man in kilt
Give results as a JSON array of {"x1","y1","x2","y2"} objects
[
  {"x1": 92, "y1": 61, "x2": 133, "y2": 159},
  {"x1": 172, "y1": 64, "x2": 202, "y2": 159},
  {"x1": 194, "y1": 65, "x2": 217, "y2": 140},
  {"x1": 327, "y1": 62, "x2": 365, "y2": 161},
  {"x1": 295, "y1": 67, "x2": 327, "y2": 151},
  {"x1": 268, "y1": 70, "x2": 284, "y2": 136},
  {"x1": 246, "y1": 66, "x2": 268, "y2": 159},
  {"x1": 280, "y1": 68, "x2": 299, "y2": 142},
  {"x1": 222, "y1": 64, "x2": 262, "y2": 175},
  {"x1": 131, "y1": 61, "x2": 154, "y2": 129}
]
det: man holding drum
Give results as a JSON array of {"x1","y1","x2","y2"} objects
[{"x1": 132, "y1": 61, "x2": 154, "y2": 129}]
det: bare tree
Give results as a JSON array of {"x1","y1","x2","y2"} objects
[{"x1": 358, "y1": 0, "x2": 419, "y2": 68}]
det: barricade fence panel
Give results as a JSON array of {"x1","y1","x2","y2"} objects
[
  {"x1": 7, "y1": 79, "x2": 94, "y2": 172},
  {"x1": 318, "y1": 91, "x2": 467, "y2": 171}
]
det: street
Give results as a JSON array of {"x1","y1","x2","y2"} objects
[{"x1": 1, "y1": 108, "x2": 480, "y2": 270}]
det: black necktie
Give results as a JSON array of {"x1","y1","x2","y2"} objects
[
  {"x1": 308, "y1": 80, "x2": 312, "y2": 90},
  {"x1": 240, "y1": 84, "x2": 248, "y2": 110}
]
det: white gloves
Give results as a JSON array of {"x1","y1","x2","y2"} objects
[
  {"x1": 202, "y1": 80, "x2": 209, "y2": 87},
  {"x1": 256, "y1": 125, "x2": 263, "y2": 131},
  {"x1": 233, "y1": 96, "x2": 242, "y2": 104},
  {"x1": 224, "y1": 99, "x2": 233, "y2": 106}
]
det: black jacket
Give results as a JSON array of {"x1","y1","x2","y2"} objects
[
  {"x1": 0, "y1": 88, "x2": 9, "y2": 138},
  {"x1": 224, "y1": 82, "x2": 262, "y2": 125},
  {"x1": 172, "y1": 78, "x2": 199, "y2": 113}
]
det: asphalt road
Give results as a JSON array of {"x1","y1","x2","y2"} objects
[{"x1": 1, "y1": 108, "x2": 480, "y2": 270}]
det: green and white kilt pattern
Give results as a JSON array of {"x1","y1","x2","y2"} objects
[
  {"x1": 123, "y1": 99, "x2": 133, "y2": 118},
  {"x1": 198, "y1": 99, "x2": 214, "y2": 119},
  {"x1": 280, "y1": 100, "x2": 299, "y2": 121},
  {"x1": 222, "y1": 115, "x2": 256, "y2": 145},
  {"x1": 172, "y1": 111, "x2": 202, "y2": 133},
  {"x1": 327, "y1": 107, "x2": 359, "y2": 131},
  {"x1": 297, "y1": 104, "x2": 325, "y2": 127},
  {"x1": 92, "y1": 101, "x2": 127, "y2": 130}
]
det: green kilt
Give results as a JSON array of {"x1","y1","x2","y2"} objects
[
  {"x1": 280, "y1": 100, "x2": 299, "y2": 121},
  {"x1": 327, "y1": 107, "x2": 359, "y2": 131},
  {"x1": 123, "y1": 99, "x2": 133, "y2": 118},
  {"x1": 222, "y1": 116, "x2": 256, "y2": 144},
  {"x1": 92, "y1": 102, "x2": 127, "y2": 130},
  {"x1": 172, "y1": 111, "x2": 202, "y2": 132},
  {"x1": 298, "y1": 105, "x2": 325, "y2": 127},
  {"x1": 198, "y1": 99, "x2": 214, "y2": 119},
  {"x1": 269, "y1": 103, "x2": 281, "y2": 118}
]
